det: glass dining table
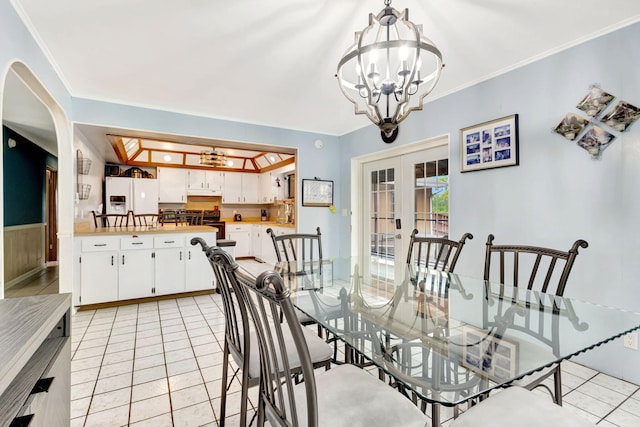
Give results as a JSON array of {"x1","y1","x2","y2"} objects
[{"x1": 267, "y1": 257, "x2": 640, "y2": 427}]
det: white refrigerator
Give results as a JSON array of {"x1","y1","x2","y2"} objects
[{"x1": 105, "y1": 177, "x2": 159, "y2": 215}]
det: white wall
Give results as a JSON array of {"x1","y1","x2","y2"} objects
[{"x1": 339, "y1": 22, "x2": 640, "y2": 383}]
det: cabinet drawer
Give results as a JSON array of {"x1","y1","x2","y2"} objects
[
  {"x1": 81, "y1": 237, "x2": 119, "y2": 252},
  {"x1": 120, "y1": 236, "x2": 154, "y2": 250},
  {"x1": 154, "y1": 236, "x2": 185, "y2": 248}
]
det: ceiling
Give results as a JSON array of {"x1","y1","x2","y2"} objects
[{"x1": 4, "y1": 0, "x2": 640, "y2": 154}]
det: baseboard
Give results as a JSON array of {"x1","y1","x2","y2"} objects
[{"x1": 4, "y1": 265, "x2": 46, "y2": 290}]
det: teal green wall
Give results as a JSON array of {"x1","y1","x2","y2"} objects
[{"x1": 2, "y1": 126, "x2": 57, "y2": 226}]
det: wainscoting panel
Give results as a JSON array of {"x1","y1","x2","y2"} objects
[{"x1": 3, "y1": 224, "x2": 45, "y2": 288}]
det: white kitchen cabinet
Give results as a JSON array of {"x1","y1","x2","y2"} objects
[
  {"x1": 76, "y1": 230, "x2": 217, "y2": 305},
  {"x1": 227, "y1": 224, "x2": 252, "y2": 257},
  {"x1": 259, "y1": 172, "x2": 277, "y2": 203},
  {"x1": 119, "y1": 236, "x2": 155, "y2": 300},
  {"x1": 242, "y1": 173, "x2": 260, "y2": 203},
  {"x1": 252, "y1": 225, "x2": 263, "y2": 260},
  {"x1": 222, "y1": 172, "x2": 243, "y2": 203},
  {"x1": 185, "y1": 232, "x2": 216, "y2": 292},
  {"x1": 79, "y1": 251, "x2": 118, "y2": 304},
  {"x1": 222, "y1": 172, "x2": 261, "y2": 203},
  {"x1": 119, "y1": 249, "x2": 154, "y2": 300},
  {"x1": 187, "y1": 169, "x2": 223, "y2": 196},
  {"x1": 157, "y1": 167, "x2": 187, "y2": 203},
  {"x1": 154, "y1": 236, "x2": 186, "y2": 295}
]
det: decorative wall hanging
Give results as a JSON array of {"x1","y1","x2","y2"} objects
[
  {"x1": 554, "y1": 113, "x2": 590, "y2": 140},
  {"x1": 576, "y1": 125, "x2": 615, "y2": 159},
  {"x1": 551, "y1": 84, "x2": 636, "y2": 160},
  {"x1": 302, "y1": 178, "x2": 334, "y2": 207},
  {"x1": 460, "y1": 114, "x2": 519, "y2": 172},
  {"x1": 600, "y1": 101, "x2": 640, "y2": 132},
  {"x1": 576, "y1": 86, "x2": 614, "y2": 117}
]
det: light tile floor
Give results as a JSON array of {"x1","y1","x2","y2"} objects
[
  {"x1": 69, "y1": 292, "x2": 640, "y2": 427},
  {"x1": 20, "y1": 263, "x2": 640, "y2": 426}
]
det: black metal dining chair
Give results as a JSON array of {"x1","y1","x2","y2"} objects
[
  {"x1": 267, "y1": 227, "x2": 326, "y2": 336},
  {"x1": 191, "y1": 238, "x2": 332, "y2": 427},
  {"x1": 407, "y1": 230, "x2": 474, "y2": 274},
  {"x1": 91, "y1": 210, "x2": 128, "y2": 227},
  {"x1": 233, "y1": 265, "x2": 429, "y2": 427},
  {"x1": 482, "y1": 234, "x2": 588, "y2": 405}
]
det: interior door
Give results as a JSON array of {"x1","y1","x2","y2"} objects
[{"x1": 362, "y1": 143, "x2": 449, "y2": 284}]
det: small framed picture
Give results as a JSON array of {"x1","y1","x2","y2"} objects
[
  {"x1": 554, "y1": 113, "x2": 590, "y2": 141},
  {"x1": 600, "y1": 101, "x2": 640, "y2": 132},
  {"x1": 460, "y1": 114, "x2": 519, "y2": 172},
  {"x1": 576, "y1": 86, "x2": 614, "y2": 117}
]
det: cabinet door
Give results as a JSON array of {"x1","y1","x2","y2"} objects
[
  {"x1": 227, "y1": 225, "x2": 251, "y2": 257},
  {"x1": 185, "y1": 232, "x2": 216, "y2": 291},
  {"x1": 222, "y1": 172, "x2": 243, "y2": 203},
  {"x1": 80, "y1": 251, "x2": 118, "y2": 304},
  {"x1": 158, "y1": 167, "x2": 187, "y2": 203},
  {"x1": 260, "y1": 172, "x2": 275, "y2": 203},
  {"x1": 119, "y1": 250, "x2": 155, "y2": 300},
  {"x1": 242, "y1": 173, "x2": 260, "y2": 203},
  {"x1": 155, "y1": 248, "x2": 186, "y2": 295},
  {"x1": 187, "y1": 169, "x2": 206, "y2": 190},
  {"x1": 252, "y1": 225, "x2": 262, "y2": 260},
  {"x1": 185, "y1": 247, "x2": 215, "y2": 291},
  {"x1": 205, "y1": 171, "x2": 223, "y2": 196}
]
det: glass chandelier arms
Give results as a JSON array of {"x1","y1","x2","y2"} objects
[{"x1": 336, "y1": 1, "x2": 443, "y2": 142}]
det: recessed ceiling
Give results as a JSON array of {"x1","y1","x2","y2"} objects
[
  {"x1": 107, "y1": 134, "x2": 295, "y2": 172},
  {"x1": 7, "y1": 0, "x2": 640, "y2": 143}
]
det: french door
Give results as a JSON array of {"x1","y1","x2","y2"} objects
[{"x1": 362, "y1": 143, "x2": 449, "y2": 284}]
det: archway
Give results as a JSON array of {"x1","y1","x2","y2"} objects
[{"x1": 1, "y1": 61, "x2": 73, "y2": 298}]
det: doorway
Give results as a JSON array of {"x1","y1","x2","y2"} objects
[
  {"x1": 46, "y1": 167, "x2": 58, "y2": 263},
  {"x1": 353, "y1": 136, "x2": 449, "y2": 284}
]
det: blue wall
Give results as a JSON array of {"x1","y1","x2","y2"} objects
[{"x1": 2, "y1": 126, "x2": 57, "y2": 226}]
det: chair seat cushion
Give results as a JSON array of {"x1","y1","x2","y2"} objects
[
  {"x1": 288, "y1": 364, "x2": 427, "y2": 427},
  {"x1": 234, "y1": 324, "x2": 333, "y2": 379},
  {"x1": 449, "y1": 386, "x2": 595, "y2": 427}
]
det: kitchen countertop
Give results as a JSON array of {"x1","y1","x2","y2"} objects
[
  {"x1": 75, "y1": 224, "x2": 218, "y2": 236},
  {"x1": 221, "y1": 217, "x2": 295, "y2": 228}
]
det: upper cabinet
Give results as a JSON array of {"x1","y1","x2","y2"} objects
[
  {"x1": 222, "y1": 172, "x2": 260, "y2": 204},
  {"x1": 187, "y1": 170, "x2": 223, "y2": 196},
  {"x1": 157, "y1": 167, "x2": 187, "y2": 203}
]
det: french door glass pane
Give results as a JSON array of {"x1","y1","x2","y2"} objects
[
  {"x1": 369, "y1": 168, "x2": 395, "y2": 287},
  {"x1": 413, "y1": 158, "x2": 449, "y2": 237}
]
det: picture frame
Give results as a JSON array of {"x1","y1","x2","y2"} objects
[
  {"x1": 461, "y1": 329, "x2": 519, "y2": 383},
  {"x1": 460, "y1": 114, "x2": 519, "y2": 172},
  {"x1": 600, "y1": 100, "x2": 640, "y2": 132},
  {"x1": 554, "y1": 113, "x2": 590, "y2": 141},
  {"x1": 576, "y1": 86, "x2": 614, "y2": 117},
  {"x1": 576, "y1": 125, "x2": 616, "y2": 159},
  {"x1": 302, "y1": 179, "x2": 334, "y2": 207}
]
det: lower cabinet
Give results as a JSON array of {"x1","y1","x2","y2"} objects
[
  {"x1": 227, "y1": 224, "x2": 252, "y2": 257},
  {"x1": 80, "y1": 251, "x2": 118, "y2": 304},
  {"x1": 185, "y1": 233, "x2": 216, "y2": 292},
  {"x1": 76, "y1": 231, "x2": 216, "y2": 305},
  {"x1": 119, "y1": 248, "x2": 154, "y2": 300}
]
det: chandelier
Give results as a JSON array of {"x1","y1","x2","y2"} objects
[
  {"x1": 336, "y1": 0, "x2": 443, "y2": 143},
  {"x1": 199, "y1": 150, "x2": 228, "y2": 166}
]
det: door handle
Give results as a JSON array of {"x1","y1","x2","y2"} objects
[{"x1": 395, "y1": 234, "x2": 402, "y2": 239}]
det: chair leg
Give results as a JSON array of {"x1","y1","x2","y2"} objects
[
  {"x1": 554, "y1": 365, "x2": 563, "y2": 406},
  {"x1": 220, "y1": 341, "x2": 230, "y2": 427}
]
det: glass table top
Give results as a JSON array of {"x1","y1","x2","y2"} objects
[{"x1": 271, "y1": 257, "x2": 640, "y2": 407}]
